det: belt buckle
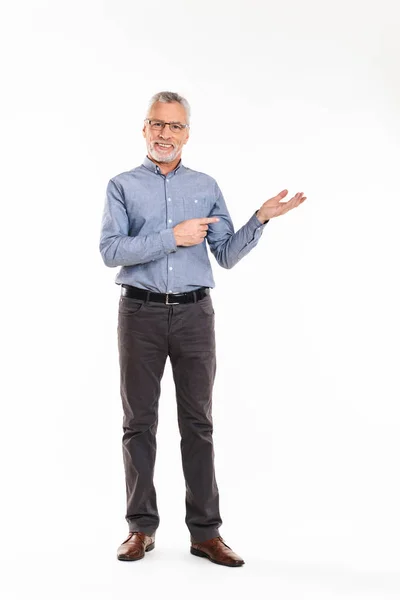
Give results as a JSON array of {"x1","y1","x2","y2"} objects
[{"x1": 165, "y1": 293, "x2": 179, "y2": 305}]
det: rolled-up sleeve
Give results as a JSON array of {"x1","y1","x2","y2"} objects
[
  {"x1": 206, "y1": 180, "x2": 269, "y2": 269},
  {"x1": 99, "y1": 179, "x2": 177, "y2": 268}
]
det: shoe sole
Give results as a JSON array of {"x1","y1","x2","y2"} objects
[
  {"x1": 190, "y1": 546, "x2": 244, "y2": 567},
  {"x1": 117, "y1": 542, "x2": 155, "y2": 561}
]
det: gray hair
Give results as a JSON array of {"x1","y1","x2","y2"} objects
[{"x1": 146, "y1": 91, "x2": 191, "y2": 124}]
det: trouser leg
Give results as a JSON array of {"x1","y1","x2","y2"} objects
[
  {"x1": 168, "y1": 294, "x2": 222, "y2": 542},
  {"x1": 117, "y1": 296, "x2": 168, "y2": 535}
]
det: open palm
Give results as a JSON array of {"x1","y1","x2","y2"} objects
[{"x1": 259, "y1": 189, "x2": 307, "y2": 221}]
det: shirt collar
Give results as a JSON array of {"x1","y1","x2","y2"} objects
[{"x1": 142, "y1": 155, "x2": 183, "y2": 176}]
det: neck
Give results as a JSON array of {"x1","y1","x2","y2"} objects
[{"x1": 147, "y1": 154, "x2": 181, "y2": 175}]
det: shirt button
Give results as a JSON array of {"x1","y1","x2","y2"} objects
[
  {"x1": 194, "y1": 199, "x2": 198, "y2": 203},
  {"x1": 168, "y1": 219, "x2": 172, "y2": 223},
  {"x1": 168, "y1": 197, "x2": 171, "y2": 201},
  {"x1": 169, "y1": 266, "x2": 173, "y2": 270}
]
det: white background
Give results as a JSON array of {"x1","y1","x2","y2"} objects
[{"x1": 1, "y1": 0, "x2": 400, "y2": 598}]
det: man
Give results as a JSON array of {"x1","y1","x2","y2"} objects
[{"x1": 99, "y1": 91, "x2": 306, "y2": 568}]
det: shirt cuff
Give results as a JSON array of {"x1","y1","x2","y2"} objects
[
  {"x1": 252, "y1": 210, "x2": 269, "y2": 229},
  {"x1": 160, "y1": 228, "x2": 177, "y2": 254}
]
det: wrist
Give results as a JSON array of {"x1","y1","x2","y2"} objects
[{"x1": 255, "y1": 210, "x2": 266, "y2": 224}]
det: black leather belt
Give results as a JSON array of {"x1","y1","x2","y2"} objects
[{"x1": 121, "y1": 284, "x2": 210, "y2": 305}]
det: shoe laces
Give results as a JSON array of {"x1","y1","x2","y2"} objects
[
  {"x1": 214, "y1": 536, "x2": 232, "y2": 549},
  {"x1": 131, "y1": 531, "x2": 146, "y2": 543},
  {"x1": 209, "y1": 535, "x2": 227, "y2": 546}
]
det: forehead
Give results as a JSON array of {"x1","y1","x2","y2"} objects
[{"x1": 148, "y1": 101, "x2": 187, "y2": 122}]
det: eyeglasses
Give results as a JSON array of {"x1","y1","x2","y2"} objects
[{"x1": 144, "y1": 119, "x2": 189, "y2": 133}]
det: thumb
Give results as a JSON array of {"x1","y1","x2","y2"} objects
[{"x1": 276, "y1": 189, "x2": 288, "y2": 198}]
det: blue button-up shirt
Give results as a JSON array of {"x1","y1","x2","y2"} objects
[{"x1": 99, "y1": 155, "x2": 269, "y2": 293}]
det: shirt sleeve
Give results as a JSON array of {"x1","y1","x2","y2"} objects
[
  {"x1": 206, "y1": 180, "x2": 269, "y2": 269},
  {"x1": 99, "y1": 179, "x2": 177, "y2": 268}
]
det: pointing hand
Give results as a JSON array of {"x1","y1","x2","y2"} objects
[{"x1": 173, "y1": 217, "x2": 220, "y2": 247}]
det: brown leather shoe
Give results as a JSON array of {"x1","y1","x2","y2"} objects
[
  {"x1": 190, "y1": 535, "x2": 245, "y2": 567},
  {"x1": 117, "y1": 531, "x2": 155, "y2": 561}
]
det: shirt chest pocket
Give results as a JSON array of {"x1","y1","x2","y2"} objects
[{"x1": 182, "y1": 196, "x2": 211, "y2": 220}]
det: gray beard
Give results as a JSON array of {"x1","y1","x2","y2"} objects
[{"x1": 149, "y1": 143, "x2": 178, "y2": 163}]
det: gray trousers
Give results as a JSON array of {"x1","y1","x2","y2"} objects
[{"x1": 117, "y1": 289, "x2": 222, "y2": 542}]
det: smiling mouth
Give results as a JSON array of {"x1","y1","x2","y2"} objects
[{"x1": 155, "y1": 142, "x2": 174, "y2": 151}]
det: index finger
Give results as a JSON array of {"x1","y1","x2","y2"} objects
[{"x1": 198, "y1": 217, "x2": 220, "y2": 223}]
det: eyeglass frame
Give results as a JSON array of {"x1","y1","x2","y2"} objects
[{"x1": 144, "y1": 118, "x2": 190, "y2": 133}]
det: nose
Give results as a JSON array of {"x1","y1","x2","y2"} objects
[{"x1": 158, "y1": 126, "x2": 171, "y2": 139}]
